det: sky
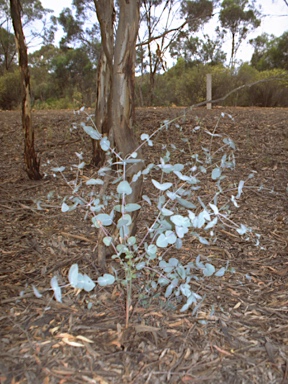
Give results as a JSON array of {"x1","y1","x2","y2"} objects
[{"x1": 39, "y1": 0, "x2": 288, "y2": 65}]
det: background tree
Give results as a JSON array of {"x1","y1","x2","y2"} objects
[
  {"x1": 139, "y1": 0, "x2": 175, "y2": 105},
  {"x1": 170, "y1": 32, "x2": 226, "y2": 65},
  {"x1": 28, "y1": 44, "x2": 60, "y2": 103},
  {"x1": 250, "y1": 31, "x2": 288, "y2": 71},
  {"x1": 57, "y1": 3, "x2": 101, "y2": 63},
  {"x1": 0, "y1": 0, "x2": 56, "y2": 109},
  {"x1": 138, "y1": 0, "x2": 216, "y2": 105},
  {"x1": 219, "y1": 0, "x2": 261, "y2": 67},
  {"x1": 10, "y1": 0, "x2": 41, "y2": 179},
  {"x1": 1, "y1": 0, "x2": 56, "y2": 44},
  {"x1": 1, "y1": 0, "x2": 55, "y2": 73},
  {"x1": 0, "y1": 26, "x2": 16, "y2": 72}
]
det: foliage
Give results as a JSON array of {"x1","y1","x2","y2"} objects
[
  {"x1": 170, "y1": 33, "x2": 226, "y2": 65},
  {"x1": 28, "y1": 45, "x2": 97, "y2": 108},
  {"x1": 219, "y1": 0, "x2": 261, "y2": 67},
  {"x1": 137, "y1": 0, "x2": 216, "y2": 104},
  {"x1": 35, "y1": 108, "x2": 263, "y2": 325},
  {"x1": 250, "y1": 32, "x2": 288, "y2": 71},
  {"x1": 0, "y1": 69, "x2": 21, "y2": 109},
  {"x1": 135, "y1": 59, "x2": 288, "y2": 107},
  {"x1": 0, "y1": 27, "x2": 17, "y2": 73},
  {"x1": 57, "y1": 3, "x2": 101, "y2": 63},
  {"x1": 0, "y1": 0, "x2": 56, "y2": 43},
  {"x1": 248, "y1": 68, "x2": 288, "y2": 107}
]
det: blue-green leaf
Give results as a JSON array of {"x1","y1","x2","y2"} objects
[
  {"x1": 98, "y1": 274, "x2": 115, "y2": 286},
  {"x1": 61, "y1": 202, "x2": 70, "y2": 212},
  {"x1": 236, "y1": 180, "x2": 245, "y2": 199},
  {"x1": 76, "y1": 161, "x2": 85, "y2": 169},
  {"x1": 175, "y1": 238, "x2": 182, "y2": 249},
  {"x1": 215, "y1": 267, "x2": 226, "y2": 277},
  {"x1": 180, "y1": 294, "x2": 198, "y2": 312},
  {"x1": 203, "y1": 263, "x2": 215, "y2": 276},
  {"x1": 117, "y1": 181, "x2": 132, "y2": 195},
  {"x1": 223, "y1": 137, "x2": 236, "y2": 150},
  {"x1": 199, "y1": 236, "x2": 209, "y2": 245},
  {"x1": 209, "y1": 203, "x2": 219, "y2": 215},
  {"x1": 132, "y1": 171, "x2": 141, "y2": 183},
  {"x1": 142, "y1": 163, "x2": 154, "y2": 175},
  {"x1": 152, "y1": 179, "x2": 172, "y2": 191},
  {"x1": 51, "y1": 166, "x2": 65, "y2": 172},
  {"x1": 92, "y1": 214, "x2": 113, "y2": 228},
  {"x1": 165, "y1": 284, "x2": 174, "y2": 298},
  {"x1": 166, "y1": 191, "x2": 178, "y2": 200},
  {"x1": 176, "y1": 198, "x2": 196, "y2": 209},
  {"x1": 195, "y1": 255, "x2": 204, "y2": 269},
  {"x1": 82, "y1": 124, "x2": 102, "y2": 140},
  {"x1": 127, "y1": 236, "x2": 136, "y2": 246},
  {"x1": 100, "y1": 137, "x2": 110, "y2": 151},
  {"x1": 175, "y1": 225, "x2": 188, "y2": 238},
  {"x1": 103, "y1": 236, "x2": 112, "y2": 246},
  {"x1": 124, "y1": 203, "x2": 141, "y2": 212},
  {"x1": 180, "y1": 283, "x2": 192, "y2": 297},
  {"x1": 141, "y1": 133, "x2": 149, "y2": 141},
  {"x1": 50, "y1": 276, "x2": 62, "y2": 303},
  {"x1": 86, "y1": 178, "x2": 104, "y2": 185},
  {"x1": 205, "y1": 217, "x2": 218, "y2": 230},
  {"x1": 146, "y1": 244, "x2": 158, "y2": 258},
  {"x1": 136, "y1": 262, "x2": 146, "y2": 270},
  {"x1": 156, "y1": 230, "x2": 177, "y2": 248},
  {"x1": 32, "y1": 285, "x2": 42, "y2": 298},
  {"x1": 161, "y1": 207, "x2": 174, "y2": 216},
  {"x1": 236, "y1": 224, "x2": 247, "y2": 235},
  {"x1": 117, "y1": 214, "x2": 132, "y2": 228},
  {"x1": 171, "y1": 215, "x2": 190, "y2": 227},
  {"x1": 142, "y1": 195, "x2": 151, "y2": 205},
  {"x1": 211, "y1": 167, "x2": 221, "y2": 180},
  {"x1": 68, "y1": 264, "x2": 79, "y2": 287}
]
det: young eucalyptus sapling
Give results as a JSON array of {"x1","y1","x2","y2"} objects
[{"x1": 35, "y1": 108, "x2": 261, "y2": 324}]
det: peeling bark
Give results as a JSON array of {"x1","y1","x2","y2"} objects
[
  {"x1": 95, "y1": 0, "x2": 144, "y2": 268},
  {"x1": 92, "y1": 0, "x2": 114, "y2": 166},
  {"x1": 10, "y1": 0, "x2": 41, "y2": 180}
]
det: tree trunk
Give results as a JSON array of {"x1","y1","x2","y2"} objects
[
  {"x1": 10, "y1": 0, "x2": 41, "y2": 180},
  {"x1": 92, "y1": 0, "x2": 114, "y2": 166},
  {"x1": 97, "y1": 0, "x2": 144, "y2": 268},
  {"x1": 230, "y1": 31, "x2": 235, "y2": 68}
]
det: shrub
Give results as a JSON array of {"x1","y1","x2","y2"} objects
[
  {"x1": 0, "y1": 70, "x2": 21, "y2": 110},
  {"x1": 33, "y1": 108, "x2": 262, "y2": 326}
]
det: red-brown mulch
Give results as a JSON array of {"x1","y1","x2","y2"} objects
[{"x1": 0, "y1": 107, "x2": 287, "y2": 383}]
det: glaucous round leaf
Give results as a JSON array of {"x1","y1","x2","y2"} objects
[
  {"x1": 100, "y1": 137, "x2": 110, "y2": 151},
  {"x1": 92, "y1": 214, "x2": 113, "y2": 228},
  {"x1": 117, "y1": 181, "x2": 132, "y2": 195},
  {"x1": 68, "y1": 264, "x2": 79, "y2": 288},
  {"x1": 98, "y1": 274, "x2": 115, "y2": 286}
]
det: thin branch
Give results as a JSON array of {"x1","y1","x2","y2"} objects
[{"x1": 137, "y1": 20, "x2": 187, "y2": 47}]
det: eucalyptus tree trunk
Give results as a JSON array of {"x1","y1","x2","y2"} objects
[
  {"x1": 111, "y1": 0, "x2": 143, "y2": 207},
  {"x1": 92, "y1": 0, "x2": 114, "y2": 166},
  {"x1": 10, "y1": 0, "x2": 41, "y2": 180},
  {"x1": 95, "y1": 0, "x2": 144, "y2": 268}
]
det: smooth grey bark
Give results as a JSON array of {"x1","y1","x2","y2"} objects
[
  {"x1": 95, "y1": 0, "x2": 144, "y2": 268},
  {"x1": 92, "y1": 0, "x2": 114, "y2": 166}
]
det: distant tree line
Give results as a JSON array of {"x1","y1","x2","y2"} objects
[
  {"x1": 136, "y1": 31, "x2": 288, "y2": 108},
  {"x1": 0, "y1": 0, "x2": 287, "y2": 110}
]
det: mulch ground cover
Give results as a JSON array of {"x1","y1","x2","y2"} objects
[{"x1": 0, "y1": 107, "x2": 287, "y2": 384}]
